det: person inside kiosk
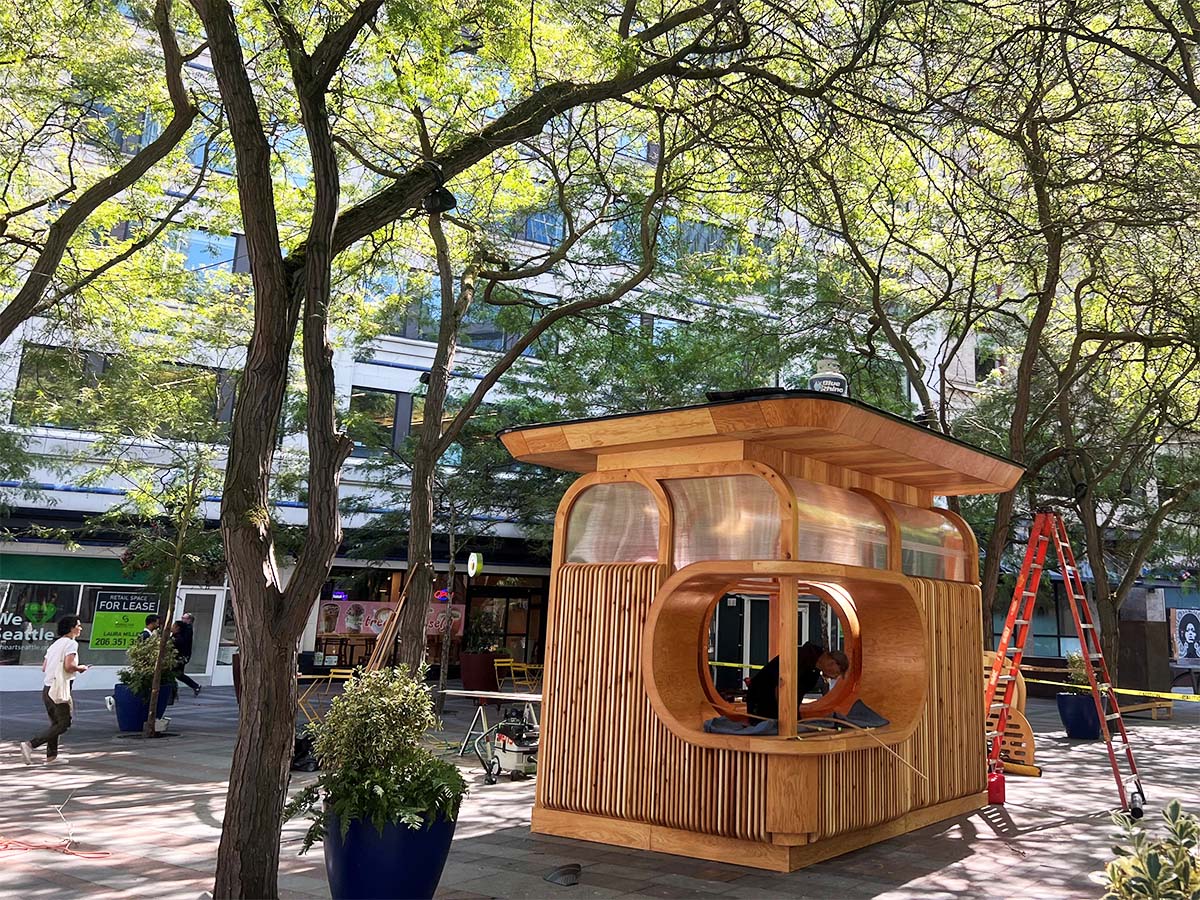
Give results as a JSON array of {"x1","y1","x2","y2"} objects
[
  {"x1": 745, "y1": 644, "x2": 849, "y2": 721},
  {"x1": 704, "y1": 644, "x2": 851, "y2": 735}
]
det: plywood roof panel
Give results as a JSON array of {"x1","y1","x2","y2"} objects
[{"x1": 499, "y1": 391, "x2": 1023, "y2": 496}]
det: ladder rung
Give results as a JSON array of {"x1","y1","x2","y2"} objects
[
  {"x1": 996, "y1": 675, "x2": 1016, "y2": 682},
  {"x1": 1080, "y1": 624, "x2": 1095, "y2": 630},
  {"x1": 1106, "y1": 713, "x2": 1122, "y2": 721},
  {"x1": 1014, "y1": 619, "x2": 1030, "y2": 625},
  {"x1": 990, "y1": 703, "x2": 1009, "y2": 710},
  {"x1": 985, "y1": 731, "x2": 1000, "y2": 739},
  {"x1": 1020, "y1": 591, "x2": 1036, "y2": 597}
]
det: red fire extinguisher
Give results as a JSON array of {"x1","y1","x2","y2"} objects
[{"x1": 988, "y1": 764, "x2": 1005, "y2": 805}]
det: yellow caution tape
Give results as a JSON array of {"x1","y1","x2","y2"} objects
[
  {"x1": 707, "y1": 660, "x2": 765, "y2": 670},
  {"x1": 1024, "y1": 678, "x2": 1200, "y2": 702}
]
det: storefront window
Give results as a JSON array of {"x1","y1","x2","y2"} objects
[
  {"x1": 217, "y1": 599, "x2": 238, "y2": 665},
  {"x1": 0, "y1": 582, "x2": 83, "y2": 665},
  {"x1": 466, "y1": 584, "x2": 546, "y2": 663},
  {"x1": 318, "y1": 568, "x2": 397, "y2": 634}
]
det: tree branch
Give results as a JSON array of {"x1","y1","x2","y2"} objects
[
  {"x1": 0, "y1": 0, "x2": 198, "y2": 344},
  {"x1": 311, "y1": 0, "x2": 385, "y2": 92}
]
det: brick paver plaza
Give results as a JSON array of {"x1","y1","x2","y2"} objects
[{"x1": 2, "y1": 686, "x2": 1197, "y2": 899}]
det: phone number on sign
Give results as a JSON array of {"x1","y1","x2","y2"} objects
[{"x1": 90, "y1": 636, "x2": 135, "y2": 649}]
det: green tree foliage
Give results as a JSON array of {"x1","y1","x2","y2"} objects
[
  {"x1": 707, "y1": 0, "x2": 1200, "y2": 641},
  {"x1": 118, "y1": 631, "x2": 182, "y2": 699},
  {"x1": 0, "y1": 0, "x2": 225, "y2": 342}
]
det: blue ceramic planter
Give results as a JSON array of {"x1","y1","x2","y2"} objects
[
  {"x1": 113, "y1": 683, "x2": 171, "y2": 732},
  {"x1": 1056, "y1": 692, "x2": 1104, "y2": 740},
  {"x1": 325, "y1": 810, "x2": 457, "y2": 900}
]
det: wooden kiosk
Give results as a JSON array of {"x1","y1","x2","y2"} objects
[{"x1": 499, "y1": 392, "x2": 1023, "y2": 872}]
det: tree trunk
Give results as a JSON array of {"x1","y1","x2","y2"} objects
[
  {"x1": 435, "y1": 606, "x2": 454, "y2": 715},
  {"x1": 1096, "y1": 596, "x2": 1120, "y2": 684},
  {"x1": 143, "y1": 596, "x2": 176, "y2": 737},
  {"x1": 213, "y1": 598, "x2": 298, "y2": 898},
  {"x1": 395, "y1": 445, "x2": 437, "y2": 672},
  {"x1": 145, "y1": 519, "x2": 191, "y2": 737},
  {"x1": 435, "y1": 517, "x2": 458, "y2": 715},
  {"x1": 394, "y1": 211, "x2": 463, "y2": 672},
  {"x1": 978, "y1": 120, "x2": 1063, "y2": 652}
]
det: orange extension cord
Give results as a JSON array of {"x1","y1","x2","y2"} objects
[
  {"x1": 1, "y1": 789, "x2": 111, "y2": 859},
  {"x1": 0, "y1": 835, "x2": 110, "y2": 858}
]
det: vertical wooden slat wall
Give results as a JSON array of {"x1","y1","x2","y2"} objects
[
  {"x1": 538, "y1": 567, "x2": 983, "y2": 845},
  {"x1": 816, "y1": 578, "x2": 986, "y2": 838},
  {"x1": 540, "y1": 563, "x2": 770, "y2": 841}
]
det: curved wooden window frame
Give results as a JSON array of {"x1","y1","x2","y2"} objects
[
  {"x1": 698, "y1": 581, "x2": 862, "y2": 722},
  {"x1": 657, "y1": 461, "x2": 796, "y2": 572},
  {"x1": 642, "y1": 561, "x2": 927, "y2": 755},
  {"x1": 554, "y1": 471, "x2": 673, "y2": 570}
]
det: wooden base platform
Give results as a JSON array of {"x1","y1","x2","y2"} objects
[{"x1": 531, "y1": 792, "x2": 989, "y2": 873}]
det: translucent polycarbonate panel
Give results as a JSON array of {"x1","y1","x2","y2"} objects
[
  {"x1": 664, "y1": 475, "x2": 781, "y2": 568},
  {"x1": 887, "y1": 502, "x2": 970, "y2": 581},
  {"x1": 788, "y1": 478, "x2": 888, "y2": 568},
  {"x1": 564, "y1": 482, "x2": 660, "y2": 563}
]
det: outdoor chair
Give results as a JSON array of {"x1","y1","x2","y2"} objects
[{"x1": 493, "y1": 657, "x2": 515, "y2": 690}]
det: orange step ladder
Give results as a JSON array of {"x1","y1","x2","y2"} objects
[{"x1": 983, "y1": 508, "x2": 1145, "y2": 816}]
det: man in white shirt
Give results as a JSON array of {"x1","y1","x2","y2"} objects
[{"x1": 19, "y1": 616, "x2": 88, "y2": 764}]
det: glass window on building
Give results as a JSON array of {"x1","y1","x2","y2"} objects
[
  {"x1": 522, "y1": 210, "x2": 565, "y2": 245},
  {"x1": 680, "y1": 220, "x2": 729, "y2": 255},
  {"x1": 402, "y1": 275, "x2": 445, "y2": 342},
  {"x1": 467, "y1": 576, "x2": 548, "y2": 663},
  {"x1": 0, "y1": 582, "x2": 83, "y2": 665},
  {"x1": 993, "y1": 576, "x2": 1087, "y2": 657},
  {"x1": 102, "y1": 357, "x2": 225, "y2": 440},
  {"x1": 9, "y1": 345, "x2": 98, "y2": 429},
  {"x1": 345, "y1": 387, "x2": 411, "y2": 456},
  {"x1": 173, "y1": 228, "x2": 238, "y2": 276},
  {"x1": 216, "y1": 598, "x2": 238, "y2": 665},
  {"x1": 187, "y1": 125, "x2": 236, "y2": 175},
  {"x1": 610, "y1": 214, "x2": 642, "y2": 263},
  {"x1": 461, "y1": 303, "x2": 506, "y2": 352}
]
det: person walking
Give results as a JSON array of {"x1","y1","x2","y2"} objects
[
  {"x1": 138, "y1": 614, "x2": 159, "y2": 641},
  {"x1": 19, "y1": 616, "x2": 88, "y2": 765},
  {"x1": 170, "y1": 620, "x2": 202, "y2": 697}
]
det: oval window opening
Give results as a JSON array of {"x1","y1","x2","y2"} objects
[{"x1": 701, "y1": 580, "x2": 863, "y2": 731}]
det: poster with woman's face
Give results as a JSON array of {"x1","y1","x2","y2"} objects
[{"x1": 1172, "y1": 609, "x2": 1200, "y2": 661}]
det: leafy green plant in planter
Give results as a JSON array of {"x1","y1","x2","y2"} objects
[
  {"x1": 1103, "y1": 799, "x2": 1199, "y2": 898},
  {"x1": 463, "y1": 609, "x2": 503, "y2": 654},
  {"x1": 1066, "y1": 651, "x2": 1092, "y2": 690},
  {"x1": 118, "y1": 636, "x2": 182, "y2": 699},
  {"x1": 1056, "y1": 650, "x2": 1104, "y2": 739},
  {"x1": 113, "y1": 637, "x2": 183, "y2": 732},
  {"x1": 460, "y1": 610, "x2": 504, "y2": 692},
  {"x1": 284, "y1": 667, "x2": 467, "y2": 900}
]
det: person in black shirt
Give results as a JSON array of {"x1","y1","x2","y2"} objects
[
  {"x1": 170, "y1": 620, "x2": 202, "y2": 697},
  {"x1": 745, "y1": 643, "x2": 849, "y2": 721},
  {"x1": 138, "y1": 614, "x2": 159, "y2": 641}
]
